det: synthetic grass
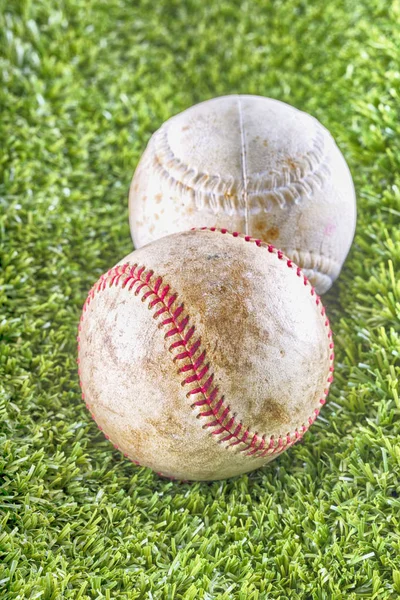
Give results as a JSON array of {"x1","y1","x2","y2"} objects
[{"x1": 1, "y1": 0, "x2": 400, "y2": 597}]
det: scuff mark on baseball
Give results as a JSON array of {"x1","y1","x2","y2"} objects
[
  {"x1": 129, "y1": 95, "x2": 356, "y2": 294},
  {"x1": 77, "y1": 228, "x2": 334, "y2": 481}
]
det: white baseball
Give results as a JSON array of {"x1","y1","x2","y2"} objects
[
  {"x1": 129, "y1": 95, "x2": 356, "y2": 294},
  {"x1": 78, "y1": 228, "x2": 334, "y2": 481}
]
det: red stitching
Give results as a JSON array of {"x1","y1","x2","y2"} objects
[{"x1": 78, "y1": 228, "x2": 334, "y2": 465}]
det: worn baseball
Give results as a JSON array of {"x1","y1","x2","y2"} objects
[
  {"x1": 78, "y1": 228, "x2": 334, "y2": 481},
  {"x1": 129, "y1": 95, "x2": 356, "y2": 294}
]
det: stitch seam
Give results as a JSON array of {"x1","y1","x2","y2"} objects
[
  {"x1": 77, "y1": 228, "x2": 334, "y2": 465},
  {"x1": 143, "y1": 113, "x2": 331, "y2": 213}
]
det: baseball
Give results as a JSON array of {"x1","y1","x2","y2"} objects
[
  {"x1": 129, "y1": 95, "x2": 356, "y2": 294},
  {"x1": 78, "y1": 228, "x2": 334, "y2": 481}
]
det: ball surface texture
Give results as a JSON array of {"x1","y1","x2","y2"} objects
[
  {"x1": 78, "y1": 228, "x2": 334, "y2": 481},
  {"x1": 129, "y1": 95, "x2": 356, "y2": 294}
]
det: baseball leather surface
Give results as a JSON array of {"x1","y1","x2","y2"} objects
[
  {"x1": 129, "y1": 95, "x2": 356, "y2": 294},
  {"x1": 78, "y1": 228, "x2": 334, "y2": 481}
]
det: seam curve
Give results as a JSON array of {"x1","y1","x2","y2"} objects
[{"x1": 141, "y1": 118, "x2": 331, "y2": 213}]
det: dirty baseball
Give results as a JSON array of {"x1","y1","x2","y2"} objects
[
  {"x1": 77, "y1": 228, "x2": 334, "y2": 481},
  {"x1": 129, "y1": 94, "x2": 356, "y2": 294}
]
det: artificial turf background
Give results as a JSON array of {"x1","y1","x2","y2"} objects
[{"x1": 1, "y1": 0, "x2": 400, "y2": 598}]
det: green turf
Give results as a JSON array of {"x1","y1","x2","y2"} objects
[{"x1": 1, "y1": 0, "x2": 400, "y2": 598}]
